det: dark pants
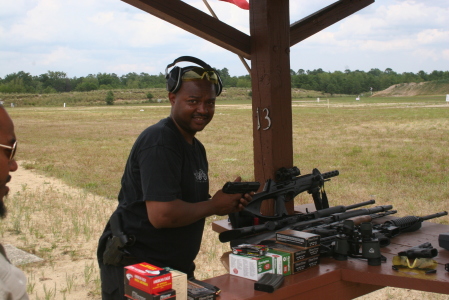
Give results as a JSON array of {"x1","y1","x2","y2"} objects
[{"x1": 99, "y1": 260, "x2": 127, "y2": 300}]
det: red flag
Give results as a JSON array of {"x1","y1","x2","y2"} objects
[{"x1": 219, "y1": 0, "x2": 249, "y2": 10}]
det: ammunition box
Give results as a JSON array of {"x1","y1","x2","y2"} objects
[
  {"x1": 271, "y1": 242, "x2": 320, "y2": 261},
  {"x1": 124, "y1": 263, "x2": 172, "y2": 295},
  {"x1": 292, "y1": 255, "x2": 320, "y2": 274},
  {"x1": 229, "y1": 253, "x2": 274, "y2": 281},
  {"x1": 276, "y1": 230, "x2": 320, "y2": 248},
  {"x1": 266, "y1": 249, "x2": 291, "y2": 276},
  {"x1": 125, "y1": 285, "x2": 176, "y2": 300}
]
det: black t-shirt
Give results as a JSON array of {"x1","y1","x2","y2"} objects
[{"x1": 100, "y1": 117, "x2": 209, "y2": 275}]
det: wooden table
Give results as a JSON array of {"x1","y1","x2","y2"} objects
[{"x1": 206, "y1": 206, "x2": 449, "y2": 299}]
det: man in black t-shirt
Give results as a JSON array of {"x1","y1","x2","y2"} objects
[{"x1": 97, "y1": 57, "x2": 252, "y2": 300}]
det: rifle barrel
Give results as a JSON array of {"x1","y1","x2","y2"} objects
[
  {"x1": 322, "y1": 170, "x2": 339, "y2": 179},
  {"x1": 345, "y1": 199, "x2": 375, "y2": 210},
  {"x1": 421, "y1": 211, "x2": 448, "y2": 221}
]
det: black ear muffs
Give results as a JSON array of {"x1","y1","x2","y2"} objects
[{"x1": 165, "y1": 56, "x2": 223, "y2": 96}]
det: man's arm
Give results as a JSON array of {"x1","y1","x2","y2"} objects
[{"x1": 146, "y1": 178, "x2": 251, "y2": 229}]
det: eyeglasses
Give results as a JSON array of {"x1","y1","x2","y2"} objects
[
  {"x1": 181, "y1": 67, "x2": 219, "y2": 84},
  {"x1": 0, "y1": 141, "x2": 17, "y2": 161}
]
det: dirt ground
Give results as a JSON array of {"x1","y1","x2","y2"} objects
[{"x1": 3, "y1": 162, "x2": 111, "y2": 299}]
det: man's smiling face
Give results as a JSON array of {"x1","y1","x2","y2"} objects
[{"x1": 169, "y1": 79, "x2": 216, "y2": 143}]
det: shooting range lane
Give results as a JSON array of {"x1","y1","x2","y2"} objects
[{"x1": 208, "y1": 205, "x2": 449, "y2": 299}]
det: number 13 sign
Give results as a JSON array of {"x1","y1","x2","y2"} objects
[{"x1": 256, "y1": 107, "x2": 272, "y2": 131}]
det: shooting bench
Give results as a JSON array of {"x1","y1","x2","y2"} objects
[{"x1": 207, "y1": 204, "x2": 449, "y2": 299}]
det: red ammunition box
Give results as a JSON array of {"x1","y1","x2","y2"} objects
[
  {"x1": 276, "y1": 230, "x2": 320, "y2": 248},
  {"x1": 124, "y1": 263, "x2": 172, "y2": 295}
]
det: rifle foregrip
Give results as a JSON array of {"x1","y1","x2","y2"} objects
[{"x1": 385, "y1": 211, "x2": 447, "y2": 232}]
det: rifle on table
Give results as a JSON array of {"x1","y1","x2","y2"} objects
[
  {"x1": 319, "y1": 211, "x2": 448, "y2": 259},
  {"x1": 227, "y1": 167, "x2": 339, "y2": 228},
  {"x1": 373, "y1": 211, "x2": 448, "y2": 238},
  {"x1": 219, "y1": 199, "x2": 376, "y2": 242},
  {"x1": 227, "y1": 205, "x2": 393, "y2": 247},
  {"x1": 304, "y1": 210, "x2": 397, "y2": 240}
]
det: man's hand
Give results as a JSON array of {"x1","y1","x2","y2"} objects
[{"x1": 211, "y1": 176, "x2": 253, "y2": 216}]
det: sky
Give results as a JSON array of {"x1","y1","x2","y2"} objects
[{"x1": 1, "y1": 0, "x2": 448, "y2": 79}]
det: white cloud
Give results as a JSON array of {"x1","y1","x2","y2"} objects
[
  {"x1": 416, "y1": 29, "x2": 449, "y2": 45},
  {"x1": 90, "y1": 12, "x2": 115, "y2": 26}
]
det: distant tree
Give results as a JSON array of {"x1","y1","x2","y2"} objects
[
  {"x1": 417, "y1": 70, "x2": 428, "y2": 81},
  {"x1": 105, "y1": 91, "x2": 115, "y2": 105},
  {"x1": 384, "y1": 68, "x2": 396, "y2": 75},
  {"x1": 146, "y1": 92, "x2": 154, "y2": 102},
  {"x1": 326, "y1": 83, "x2": 338, "y2": 95},
  {"x1": 75, "y1": 76, "x2": 99, "y2": 92},
  {"x1": 236, "y1": 75, "x2": 251, "y2": 88},
  {"x1": 41, "y1": 71, "x2": 71, "y2": 92},
  {"x1": 97, "y1": 72, "x2": 121, "y2": 88},
  {"x1": 218, "y1": 67, "x2": 232, "y2": 87},
  {"x1": 368, "y1": 68, "x2": 382, "y2": 77}
]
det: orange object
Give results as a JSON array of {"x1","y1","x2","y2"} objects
[{"x1": 124, "y1": 263, "x2": 172, "y2": 295}]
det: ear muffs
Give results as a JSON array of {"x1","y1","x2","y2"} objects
[{"x1": 165, "y1": 56, "x2": 223, "y2": 96}]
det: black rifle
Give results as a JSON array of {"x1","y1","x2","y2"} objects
[
  {"x1": 374, "y1": 211, "x2": 448, "y2": 238},
  {"x1": 320, "y1": 211, "x2": 448, "y2": 259},
  {"x1": 219, "y1": 199, "x2": 375, "y2": 243},
  {"x1": 228, "y1": 167, "x2": 339, "y2": 228},
  {"x1": 228, "y1": 205, "x2": 393, "y2": 247},
  {"x1": 304, "y1": 210, "x2": 397, "y2": 239}
]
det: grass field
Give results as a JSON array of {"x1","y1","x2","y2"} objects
[{"x1": 1, "y1": 90, "x2": 449, "y2": 299}]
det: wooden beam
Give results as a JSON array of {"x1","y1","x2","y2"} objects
[
  {"x1": 121, "y1": 0, "x2": 251, "y2": 59},
  {"x1": 250, "y1": 0, "x2": 294, "y2": 216},
  {"x1": 290, "y1": 0, "x2": 374, "y2": 46}
]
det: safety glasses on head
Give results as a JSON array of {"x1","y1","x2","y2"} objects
[
  {"x1": 181, "y1": 67, "x2": 219, "y2": 84},
  {"x1": 0, "y1": 141, "x2": 17, "y2": 161},
  {"x1": 165, "y1": 56, "x2": 223, "y2": 96}
]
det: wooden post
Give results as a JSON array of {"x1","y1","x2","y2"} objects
[{"x1": 250, "y1": 0, "x2": 294, "y2": 216}]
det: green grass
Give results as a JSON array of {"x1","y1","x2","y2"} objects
[{"x1": 9, "y1": 95, "x2": 449, "y2": 217}]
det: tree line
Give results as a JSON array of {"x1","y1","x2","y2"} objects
[{"x1": 1, "y1": 68, "x2": 448, "y2": 95}]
